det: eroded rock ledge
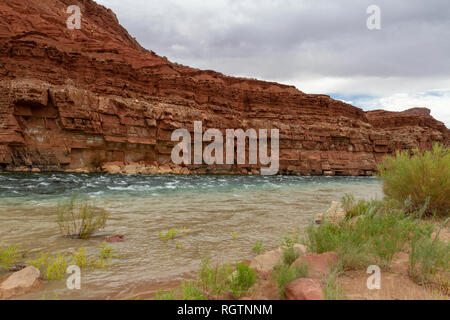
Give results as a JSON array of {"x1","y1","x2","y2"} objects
[{"x1": 0, "y1": 0, "x2": 448, "y2": 175}]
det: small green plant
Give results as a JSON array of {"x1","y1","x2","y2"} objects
[
  {"x1": 341, "y1": 194, "x2": 383, "y2": 219},
  {"x1": 90, "y1": 243, "x2": 114, "y2": 268},
  {"x1": 280, "y1": 229, "x2": 301, "y2": 265},
  {"x1": 46, "y1": 254, "x2": 68, "y2": 280},
  {"x1": 72, "y1": 248, "x2": 88, "y2": 268},
  {"x1": 231, "y1": 231, "x2": 238, "y2": 240},
  {"x1": 175, "y1": 241, "x2": 185, "y2": 250},
  {"x1": 154, "y1": 258, "x2": 258, "y2": 300},
  {"x1": 57, "y1": 195, "x2": 109, "y2": 239},
  {"x1": 229, "y1": 263, "x2": 257, "y2": 298},
  {"x1": 99, "y1": 243, "x2": 113, "y2": 260},
  {"x1": 272, "y1": 262, "x2": 309, "y2": 298},
  {"x1": 198, "y1": 257, "x2": 234, "y2": 296},
  {"x1": 27, "y1": 252, "x2": 50, "y2": 271},
  {"x1": 0, "y1": 246, "x2": 20, "y2": 270},
  {"x1": 28, "y1": 245, "x2": 117, "y2": 279},
  {"x1": 282, "y1": 246, "x2": 300, "y2": 266},
  {"x1": 252, "y1": 241, "x2": 266, "y2": 255},
  {"x1": 322, "y1": 270, "x2": 345, "y2": 300},
  {"x1": 159, "y1": 227, "x2": 190, "y2": 241},
  {"x1": 378, "y1": 143, "x2": 450, "y2": 217},
  {"x1": 181, "y1": 281, "x2": 207, "y2": 300},
  {"x1": 409, "y1": 220, "x2": 450, "y2": 286}
]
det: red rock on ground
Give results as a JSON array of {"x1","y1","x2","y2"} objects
[
  {"x1": 292, "y1": 252, "x2": 339, "y2": 278},
  {"x1": 106, "y1": 234, "x2": 125, "y2": 243},
  {"x1": 0, "y1": 0, "x2": 448, "y2": 175},
  {"x1": 285, "y1": 278, "x2": 324, "y2": 300}
]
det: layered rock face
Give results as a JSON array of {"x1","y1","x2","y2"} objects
[{"x1": 0, "y1": 0, "x2": 448, "y2": 175}]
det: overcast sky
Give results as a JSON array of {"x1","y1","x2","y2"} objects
[{"x1": 96, "y1": 0, "x2": 450, "y2": 127}]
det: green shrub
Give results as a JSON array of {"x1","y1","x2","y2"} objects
[
  {"x1": 181, "y1": 281, "x2": 207, "y2": 300},
  {"x1": 46, "y1": 254, "x2": 68, "y2": 280},
  {"x1": 158, "y1": 227, "x2": 190, "y2": 241},
  {"x1": 90, "y1": 243, "x2": 114, "y2": 268},
  {"x1": 252, "y1": 241, "x2": 266, "y2": 255},
  {"x1": 322, "y1": 268, "x2": 345, "y2": 300},
  {"x1": 197, "y1": 257, "x2": 234, "y2": 296},
  {"x1": 98, "y1": 243, "x2": 113, "y2": 260},
  {"x1": 303, "y1": 204, "x2": 434, "y2": 270},
  {"x1": 28, "y1": 245, "x2": 116, "y2": 279},
  {"x1": 378, "y1": 143, "x2": 450, "y2": 217},
  {"x1": 272, "y1": 262, "x2": 308, "y2": 298},
  {"x1": 341, "y1": 194, "x2": 384, "y2": 218},
  {"x1": 280, "y1": 228, "x2": 301, "y2": 265},
  {"x1": 0, "y1": 246, "x2": 20, "y2": 270},
  {"x1": 282, "y1": 246, "x2": 300, "y2": 266},
  {"x1": 230, "y1": 263, "x2": 257, "y2": 298},
  {"x1": 57, "y1": 195, "x2": 109, "y2": 239},
  {"x1": 27, "y1": 252, "x2": 50, "y2": 271},
  {"x1": 409, "y1": 220, "x2": 450, "y2": 285},
  {"x1": 157, "y1": 258, "x2": 258, "y2": 300},
  {"x1": 72, "y1": 248, "x2": 88, "y2": 268}
]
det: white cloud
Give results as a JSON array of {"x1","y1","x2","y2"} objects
[{"x1": 365, "y1": 90, "x2": 450, "y2": 127}]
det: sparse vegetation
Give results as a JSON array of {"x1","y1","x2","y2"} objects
[
  {"x1": 57, "y1": 195, "x2": 109, "y2": 239},
  {"x1": 303, "y1": 201, "x2": 435, "y2": 270},
  {"x1": 378, "y1": 143, "x2": 450, "y2": 217},
  {"x1": 158, "y1": 227, "x2": 191, "y2": 241},
  {"x1": 98, "y1": 242, "x2": 114, "y2": 261},
  {"x1": 46, "y1": 254, "x2": 68, "y2": 280},
  {"x1": 229, "y1": 262, "x2": 257, "y2": 298},
  {"x1": 27, "y1": 251, "x2": 50, "y2": 270},
  {"x1": 252, "y1": 241, "x2": 266, "y2": 255},
  {"x1": 154, "y1": 258, "x2": 258, "y2": 300},
  {"x1": 272, "y1": 262, "x2": 308, "y2": 298},
  {"x1": 0, "y1": 246, "x2": 20, "y2": 270},
  {"x1": 27, "y1": 244, "x2": 115, "y2": 280},
  {"x1": 341, "y1": 194, "x2": 384, "y2": 219},
  {"x1": 409, "y1": 219, "x2": 449, "y2": 287},
  {"x1": 90, "y1": 243, "x2": 114, "y2": 268},
  {"x1": 280, "y1": 228, "x2": 301, "y2": 265},
  {"x1": 322, "y1": 268, "x2": 345, "y2": 300},
  {"x1": 72, "y1": 248, "x2": 88, "y2": 268},
  {"x1": 181, "y1": 281, "x2": 207, "y2": 300}
]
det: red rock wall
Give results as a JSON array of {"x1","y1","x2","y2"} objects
[{"x1": 0, "y1": 0, "x2": 448, "y2": 175}]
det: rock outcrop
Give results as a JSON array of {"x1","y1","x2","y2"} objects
[
  {"x1": 0, "y1": 0, "x2": 448, "y2": 175},
  {"x1": 285, "y1": 278, "x2": 324, "y2": 300},
  {"x1": 0, "y1": 266, "x2": 42, "y2": 299}
]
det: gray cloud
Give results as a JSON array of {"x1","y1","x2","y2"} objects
[{"x1": 96, "y1": 0, "x2": 450, "y2": 126}]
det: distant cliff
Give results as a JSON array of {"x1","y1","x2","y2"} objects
[{"x1": 0, "y1": 0, "x2": 448, "y2": 175}]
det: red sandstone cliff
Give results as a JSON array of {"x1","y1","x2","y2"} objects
[{"x1": 0, "y1": 0, "x2": 448, "y2": 175}]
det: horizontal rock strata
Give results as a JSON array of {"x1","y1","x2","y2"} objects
[{"x1": 0, "y1": 0, "x2": 448, "y2": 175}]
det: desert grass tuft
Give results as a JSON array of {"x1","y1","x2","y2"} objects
[
  {"x1": 272, "y1": 262, "x2": 309, "y2": 298},
  {"x1": 0, "y1": 246, "x2": 21, "y2": 270}
]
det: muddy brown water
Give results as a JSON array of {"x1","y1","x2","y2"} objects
[{"x1": 0, "y1": 173, "x2": 382, "y2": 299}]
